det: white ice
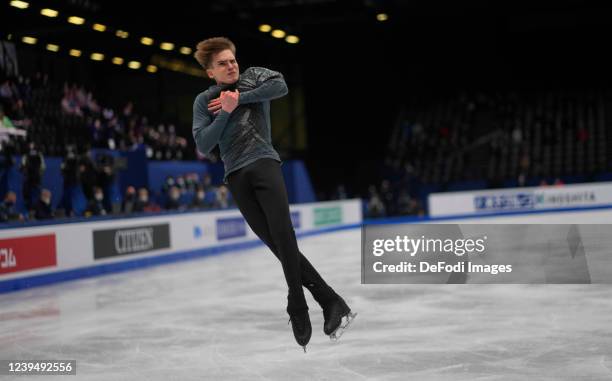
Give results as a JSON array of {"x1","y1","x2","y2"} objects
[{"x1": 1, "y1": 228, "x2": 612, "y2": 380}]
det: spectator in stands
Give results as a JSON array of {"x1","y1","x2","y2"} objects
[
  {"x1": 61, "y1": 84, "x2": 84, "y2": 116},
  {"x1": 16, "y1": 75, "x2": 31, "y2": 101},
  {"x1": 332, "y1": 184, "x2": 348, "y2": 200},
  {"x1": 165, "y1": 186, "x2": 182, "y2": 210},
  {"x1": 61, "y1": 149, "x2": 81, "y2": 216},
  {"x1": 122, "y1": 101, "x2": 134, "y2": 123},
  {"x1": 10, "y1": 99, "x2": 30, "y2": 128},
  {"x1": 107, "y1": 116, "x2": 124, "y2": 150},
  {"x1": 175, "y1": 175, "x2": 186, "y2": 191},
  {"x1": 90, "y1": 118, "x2": 107, "y2": 148},
  {"x1": 85, "y1": 187, "x2": 108, "y2": 216},
  {"x1": 122, "y1": 186, "x2": 137, "y2": 213},
  {"x1": 86, "y1": 187, "x2": 107, "y2": 216},
  {"x1": 79, "y1": 151, "x2": 98, "y2": 201},
  {"x1": 366, "y1": 185, "x2": 385, "y2": 218},
  {"x1": 202, "y1": 173, "x2": 216, "y2": 193},
  {"x1": 185, "y1": 173, "x2": 199, "y2": 192},
  {"x1": 0, "y1": 191, "x2": 22, "y2": 222},
  {"x1": 96, "y1": 154, "x2": 116, "y2": 208},
  {"x1": 0, "y1": 79, "x2": 18, "y2": 101},
  {"x1": 0, "y1": 105, "x2": 15, "y2": 129},
  {"x1": 396, "y1": 189, "x2": 415, "y2": 216},
  {"x1": 20, "y1": 142, "x2": 46, "y2": 211},
  {"x1": 191, "y1": 186, "x2": 212, "y2": 209},
  {"x1": 85, "y1": 91, "x2": 101, "y2": 115},
  {"x1": 33, "y1": 189, "x2": 54, "y2": 220},
  {"x1": 162, "y1": 176, "x2": 176, "y2": 195},
  {"x1": 133, "y1": 188, "x2": 161, "y2": 213},
  {"x1": 213, "y1": 185, "x2": 231, "y2": 209},
  {"x1": 379, "y1": 180, "x2": 395, "y2": 216}
]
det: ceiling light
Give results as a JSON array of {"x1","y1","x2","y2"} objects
[
  {"x1": 128, "y1": 61, "x2": 141, "y2": 69},
  {"x1": 68, "y1": 16, "x2": 85, "y2": 25},
  {"x1": 271, "y1": 29, "x2": 286, "y2": 39},
  {"x1": 285, "y1": 35, "x2": 299, "y2": 44},
  {"x1": 140, "y1": 37, "x2": 154, "y2": 46},
  {"x1": 259, "y1": 24, "x2": 272, "y2": 33},
  {"x1": 160, "y1": 42, "x2": 174, "y2": 51},
  {"x1": 9, "y1": 1, "x2": 28, "y2": 9},
  {"x1": 92, "y1": 23, "x2": 106, "y2": 32},
  {"x1": 40, "y1": 8, "x2": 58, "y2": 17},
  {"x1": 376, "y1": 13, "x2": 388, "y2": 22},
  {"x1": 22, "y1": 36, "x2": 37, "y2": 45}
]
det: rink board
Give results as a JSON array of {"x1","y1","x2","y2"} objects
[
  {"x1": 428, "y1": 181, "x2": 612, "y2": 217},
  {"x1": 0, "y1": 199, "x2": 362, "y2": 292}
]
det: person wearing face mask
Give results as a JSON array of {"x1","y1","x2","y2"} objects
[
  {"x1": 86, "y1": 186, "x2": 107, "y2": 216},
  {"x1": 165, "y1": 186, "x2": 182, "y2": 210},
  {"x1": 133, "y1": 187, "x2": 161, "y2": 213},
  {"x1": 190, "y1": 186, "x2": 212, "y2": 210},
  {"x1": 192, "y1": 37, "x2": 355, "y2": 351},
  {"x1": 162, "y1": 176, "x2": 176, "y2": 196},
  {"x1": 33, "y1": 189, "x2": 54, "y2": 220}
]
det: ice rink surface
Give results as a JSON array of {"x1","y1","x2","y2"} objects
[{"x1": 1, "y1": 227, "x2": 612, "y2": 380}]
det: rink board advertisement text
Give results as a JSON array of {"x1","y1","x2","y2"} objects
[
  {"x1": 0, "y1": 199, "x2": 361, "y2": 291},
  {"x1": 362, "y1": 224, "x2": 611, "y2": 284},
  {"x1": 0, "y1": 235, "x2": 57, "y2": 275},
  {"x1": 93, "y1": 224, "x2": 171, "y2": 259},
  {"x1": 428, "y1": 181, "x2": 612, "y2": 217},
  {"x1": 314, "y1": 206, "x2": 342, "y2": 226},
  {"x1": 216, "y1": 217, "x2": 247, "y2": 240}
]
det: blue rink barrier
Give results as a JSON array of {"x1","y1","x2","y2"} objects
[
  {"x1": 0, "y1": 199, "x2": 363, "y2": 293},
  {"x1": 3, "y1": 201, "x2": 610, "y2": 294},
  {"x1": 0, "y1": 223, "x2": 360, "y2": 293}
]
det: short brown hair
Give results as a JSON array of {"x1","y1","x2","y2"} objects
[{"x1": 194, "y1": 37, "x2": 236, "y2": 69}]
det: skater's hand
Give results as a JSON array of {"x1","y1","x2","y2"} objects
[
  {"x1": 220, "y1": 90, "x2": 239, "y2": 114},
  {"x1": 208, "y1": 97, "x2": 222, "y2": 115}
]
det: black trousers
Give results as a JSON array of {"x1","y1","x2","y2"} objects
[{"x1": 227, "y1": 158, "x2": 337, "y2": 314}]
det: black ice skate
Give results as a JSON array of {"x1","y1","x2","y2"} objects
[
  {"x1": 323, "y1": 297, "x2": 357, "y2": 341},
  {"x1": 288, "y1": 310, "x2": 312, "y2": 352}
]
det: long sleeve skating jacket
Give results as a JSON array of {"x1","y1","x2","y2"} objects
[{"x1": 192, "y1": 67, "x2": 288, "y2": 182}]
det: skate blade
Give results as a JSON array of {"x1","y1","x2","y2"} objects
[{"x1": 329, "y1": 312, "x2": 357, "y2": 341}]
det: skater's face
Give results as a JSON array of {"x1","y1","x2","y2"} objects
[{"x1": 207, "y1": 49, "x2": 239, "y2": 85}]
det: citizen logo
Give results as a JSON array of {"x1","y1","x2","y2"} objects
[
  {"x1": 93, "y1": 224, "x2": 170, "y2": 259},
  {"x1": 114, "y1": 228, "x2": 154, "y2": 254}
]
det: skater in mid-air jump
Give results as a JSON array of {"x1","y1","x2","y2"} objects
[{"x1": 192, "y1": 37, "x2": 355, "y2": 351}]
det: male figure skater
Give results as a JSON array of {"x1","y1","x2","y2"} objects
[{"x1": 192, "y1": 37, "x2": 355, "y2": 351}]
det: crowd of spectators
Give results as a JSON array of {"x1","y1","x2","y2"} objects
[
  {"x1": 363, "y1": 90, "x2": 610, "y2": 219},
  {"x1": 0, "y1": 69, "x2": 227, "y2": 223},
  {"x1": 0, "y1": 72, "x2": 193, "y2": 161},
  {"x1": 0, "y1": 162, "x2": 235, "y2": 223}
]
